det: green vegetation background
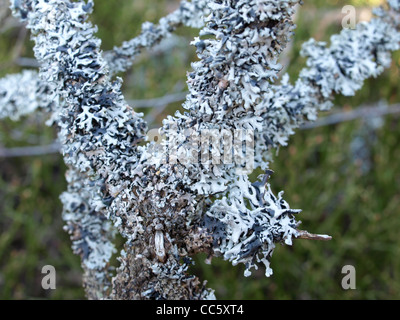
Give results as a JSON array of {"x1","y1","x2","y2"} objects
[{"x1": 0, "y1": 0, "x2": 399, "y2": 299}]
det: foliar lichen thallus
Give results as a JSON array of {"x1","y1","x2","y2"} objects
[{"x1": 6, "y1": 0, "x2": 400, "y2": 299}]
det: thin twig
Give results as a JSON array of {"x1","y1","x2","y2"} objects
[
  {"x1": 2, "y1": 102, "x2": 400, "y2": 157},
  {"x1": 0, "y1": 141, "x2": 60, "y2": 158},
  {"x1": 11, "y1": 24, "x2": 27, "y2": 62},
  {"x1": 296, "y1": 229, "x2": 332, "y2": 241},
  {"x1": 133, "y1": 91, "x2": 189, "y2": 125},
  {"x1": 127, "y1": 91, "x2": 188, "y2": 109},
  {"x1": 301, "y1": 103, "x2": 400, "y2": 130},
  {"x1": 14, "y1": 57, "x2": 40, "y2": 68}
]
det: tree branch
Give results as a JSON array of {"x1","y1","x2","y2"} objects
[
  {"x1": 103, "y1": 0, "x2": 209, "y2": 75},
  {"x1": 300, "y1": 102, "x2": 400, "y2": 129},
  {"x1": 296, "y1": 230, "x2": 332, "y2": 241},
  {"x1": 0, "y1": 141, "x2": 60, "y2": 157},
  {"x1": 7, "y1": 0, "x2": 400, "y2": 300}
]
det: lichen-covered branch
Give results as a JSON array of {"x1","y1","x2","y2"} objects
[
  {"x1": 1, "y1": 0, "x2": 208, "y2": 121},
  {"x1": 103, "y1": 0, "x2": 210, "y2": 74},
  {"x1": 10, "y1": 0, "x2": 149, "y2": 298},
  {"x1": 60, "y1": 167, "x2": 116, "y2": 299},
  {"x1": 252, "y1": 0, "x2": 400, "y2": 162},
  {"x1": 0, "y1": 70, "x2": 57, "y2": 121},
  {"x1": 7, "y1": 0, "x2": 400, "y2": 300}
]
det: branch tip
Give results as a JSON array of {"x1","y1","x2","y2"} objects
[{"x1": 296, "y1": 229, "x2": 332, "y2": 241}]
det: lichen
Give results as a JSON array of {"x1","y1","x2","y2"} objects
[
  {"x1": 5, "y1": 0, "x2": 400, "y2": 299},
  {"x1": 0, "y1": 70, "x2": 57, "y2": 121}
]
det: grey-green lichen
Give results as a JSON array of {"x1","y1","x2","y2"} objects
[
  {"x1": 1, "y1": 0, "x2": 209, "y2": 121},
  {"x1": 0, "y1": 69, "x2": 57, "y2": 121},
  {"x1": 5, "y1": 0, "x2": 399, "y2": 299}
]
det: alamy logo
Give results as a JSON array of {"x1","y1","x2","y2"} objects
[
  {"x1": 342, "y1": 5, "x2": 357, "y2": 30},
  {"x1": 147, "y1": 128, "x2": 255, "y2": 174},
  {"x1": 41, "y1": 265, "x2": 56, "y2": 290},
  {"x1": 341, "y1": 265, "x2": 356, "y2": 290}
]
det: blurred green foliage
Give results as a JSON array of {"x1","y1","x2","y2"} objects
[{"x1": 0, "y1": 0, "x2": 399, "y2": 299}]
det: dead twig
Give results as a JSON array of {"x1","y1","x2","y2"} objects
[
  {"x1": 296, "y1": 229, "x2": 332, "y2": 241},
  {"x1": 301, "y1": 103, "x2": 400, "y2": 130},
  {"x1": 0, "y1": 141, "x2": 60, "y2": 157}
]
